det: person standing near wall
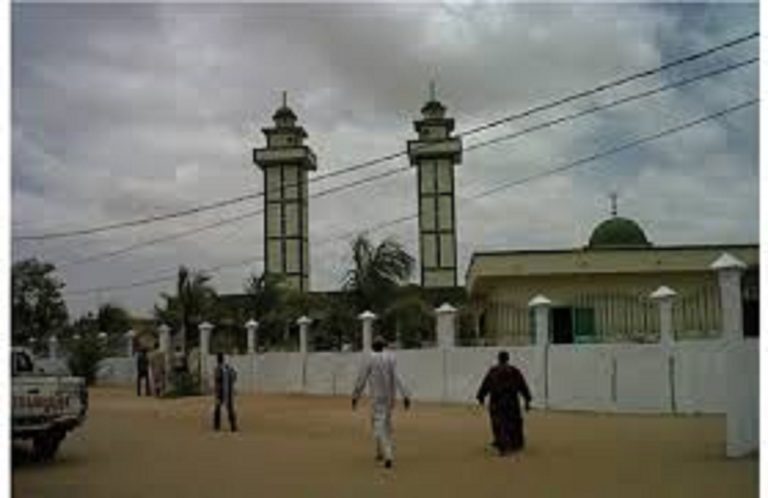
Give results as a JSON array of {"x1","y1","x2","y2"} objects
[
  {"x1": 351, "y1": 336, "x2": 411, "y2": 469},
  {"x1": 148, "y1": 349, "x2": 166, "y2": 397},
  {"x1": 476, "y1": 350, "x2": 532, "y2": 456},
  {"x1": 136, "y1": 349, "x2": 150, "y2": 396},
  {"x1": 213, "y1": 353, "x2": 238, "y2": 432}
]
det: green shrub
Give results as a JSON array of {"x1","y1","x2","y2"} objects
[
  {"x1": 165, "y1": 370, "x2": 202, "y2": 398},
  {"x1": 66, "y1": 334, "x2": 107, "y2": 385}
]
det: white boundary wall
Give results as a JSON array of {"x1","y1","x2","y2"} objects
[{"x1": 97, "y1": 341, "x2": 754, "y2": 418}]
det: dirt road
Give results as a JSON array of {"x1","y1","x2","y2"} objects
[{"x1": 12, "y1": 388, "x2": 757, "y2": 498}]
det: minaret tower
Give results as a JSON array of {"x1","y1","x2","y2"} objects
[
  {"x1": 407, "y1": 82, "x2": 463, "y2": 288},
  {"x1": 254, "y1": 92, "x2": 316, "y2": 292}
]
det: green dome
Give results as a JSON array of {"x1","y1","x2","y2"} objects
[{"x1": 588, "y1": 216, "x2": 651, "y2": 248}]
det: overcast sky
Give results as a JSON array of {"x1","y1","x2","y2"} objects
[{"x1": 11, "y1": 3, "x2": 759, "y2": 318}]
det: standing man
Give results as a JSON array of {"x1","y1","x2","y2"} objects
[
  {"x1": 476, "y1": 350, "x2": 532, "y2": 456},
  {"x1": 213, "y1": 353, "x2": 238, "y2": 432},
  {"x1": 352, "y1": 336, "x2": 411, "y2": 469},
  {"x1": 136, "y1": 349, "x2": 150, "y2": 396}
]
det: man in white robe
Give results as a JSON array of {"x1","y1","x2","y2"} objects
[{"x1": 352, "y1": 336, "x2": 411, "y2": 468}]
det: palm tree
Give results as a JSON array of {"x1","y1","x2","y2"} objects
[
  {"x1": 154, "y1": 266, "x2": 218, "y2": 352},
  {"x1": 342, "y1": 234, "x2": 415, "y2": 314},
  {"x1": 95, "y1": 303, "x2": 131, "y2": 337}
]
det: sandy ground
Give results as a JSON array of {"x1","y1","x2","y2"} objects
[{"x1": 12, "y1": 387, "x2": 757, "y2": 498}]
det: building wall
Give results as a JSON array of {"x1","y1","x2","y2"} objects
[
  {"x1": 479, "y1": 271, "x2": 722, "y2": 343},
  {"x1": 468, "y1": 246, "x2": 758, "y2": 290}
]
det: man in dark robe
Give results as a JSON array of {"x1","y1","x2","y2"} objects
[
  {"x1": 213, "y1": 353, "x2": 238, "y2": 432},
  {"x1": 136, "y1": 349, "x2": 150, "y2": 396},
  {"x1": 476, "y1": 351, "x2": 532, "y2": 456}
]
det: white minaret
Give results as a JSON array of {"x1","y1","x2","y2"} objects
[
  {"x1": 407, "y1": 82, "x2": 463, "y2": 288},
  {"x1": 254, "y1": 92, "x2": 316, "y2": 292}
]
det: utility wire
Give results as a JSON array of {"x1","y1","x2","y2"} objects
[
  {"x1": 55, "y1": 57, "x2": 757, "y2": 268},
  {"x1": 63, "y1": 98, "x2": 757, "y2": 297},
  {"x1": 16, "y1": 31, "x2": 758, "y2": 242}
]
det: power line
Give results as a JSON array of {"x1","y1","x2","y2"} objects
[
  {"x1": 62, "y1": 98, "x2": 756, "y2": 297},
  {"x1": 16, "y1": 30, "x2": 758, "y2": 242},
  {"x1": 54, "y1": 57, "x2": 757, "y2": 269},
  {"x1": 57, "y1": 166, "x2": 409, "y2": 268}
]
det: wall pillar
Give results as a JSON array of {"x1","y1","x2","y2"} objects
[
  {"x1": 199, "y1": 322, "x2": 213, "y2": 357},
  {"x1": 198, "y1": 322, "x2": 214, "y2": 393},
  {"x1": 710, "y1": 253, "x2": 756, "y2": 457},
  {"x1": 157, "y1": 324, "x2": 171, "y2": 392},
  {"x1": 651, "y1": 286, "x2": 678, "y2": 413},
  {"x1": 435, "y1": 303, "x2": 457, "y2": 349},
  {"x1": 125, "y1": 330, "x2": 136, "y2": 357},
  {"x1": 711, "y1": 253, "x2": 747, "y2": 341},
  {"x1": 48, "y1": 335, "x2": 58, "y2": 360},
  {"x1": 297, "y1": 316, "x2": 312, "y2": 354},
  {"x1": 528, "y1": 295, "x2": 551, "y2": 409},
  {"x1": 650, "y1": 286, "x2": 677, "y2": 348},
  {"x1": 245, "y1": 319, "x2": 259, "y2": 355},
  {"x1": 358, "y1": 311, "x2": 376, "y2": 352}
]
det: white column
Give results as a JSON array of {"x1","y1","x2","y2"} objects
[
  {"x1": 711, "y1": 253, "x2": 747, "y2": 341},
  {"x1": 528, "y1": 294, "x2": 551, "y2": 409},
  {"x1": 198, "y1": 322, "x2": 214, "y2": 392},
  {"x1": 297, "y1": 316, "x2": 312, "y2": 354},
  {"x1": 157, "y1": 324, "x2": 171, "y2": 354},
  {"x1": 198, "y1": 322, "x2": 213, "y2": 357},
  {"x1": 651, "y1": 286, "x2": 678, "y2": 413},
  {"x1": 125, "y1": 330, "x2": 136, "y2": 357},
  {"x1": 650, "y1": 286, "x2": 677, "y2": 348},
  {"x1": 48, "y1": 335, "x2": 58, "y2": 360},
  {"x1": 435, "y1": 303, "x2": 457, "y2": 349},
  {"x1": 245, "y1": 319, "x2": 259, "y2": 355},
  {"x1": 158, "y1": 324, "x2": 172, "y2": 391},
  {"x1": 358, "y1": 310, "x2": 376, "y2": 352},
  {"x1": 98, "y1": 331, "x2": 108, "y2": 348}
]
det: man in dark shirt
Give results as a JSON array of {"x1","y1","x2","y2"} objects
[
  {"x1": 213, "y1": 353, "x2": 238, "y2": 432},
  {"x1": 476, "y1": 351, "x2": 532, "y2": 456},
  {"x1": 136, "y1": 349, "x2": 150, "y2": 396}
]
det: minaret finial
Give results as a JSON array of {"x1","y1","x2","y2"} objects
[
  {"x1": 429, "y1": 79, "x2": 436, "y2": 101},
  {"x1": 282, "y1": 90, "x2": 287, "y2": 108},
  {"x1": 610, "y1": 192, "x2": 618, "y2": 217}
]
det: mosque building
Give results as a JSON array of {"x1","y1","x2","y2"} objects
[
  {"x1": 466, "y1": 203, "x2": 759, "y2": 345},
  {"x1": 248, "y1": 89, "x2": 758, "y2": 348}
]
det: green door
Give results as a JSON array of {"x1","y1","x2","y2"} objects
[{"x1": 573, "y1": 307, "x2": 596, "y2": 343}]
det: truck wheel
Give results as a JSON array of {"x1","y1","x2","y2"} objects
[{"x1": 33, "y1": 432, "x2": 63, "y2": 461}]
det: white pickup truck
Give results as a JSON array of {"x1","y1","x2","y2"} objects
[{"x1": 12, "y1": 347, "x2": 88, "y2": 460}]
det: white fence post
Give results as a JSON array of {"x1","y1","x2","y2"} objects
[
  {"x1": 245, "y1": 319, "x2": 259, "y2": 355},
  {"x1": 528, "y1": 294, "x2": 551, "y2": 409},
  {"x1": 125, "y1": 330, "x2": 136, "y2": 357},
  {"x1": 297, "y1": 316, "x2": 312, "y2": 354},
  {"x1": 435, "y1": 303, "x2": 457, "y2": 349},
  {"x1": 198, "y1": 322, "x2": 213, "y2": 390},
  {"x1": 650, "y1": 286, "x2": 677, "y2": 348},
  {"x1": 651, "y1": 286, "x2": 678, "y2": 413},
  {"x1": 158, "y1": 324, "x2": 172, "y2": 393},
  {"x1": 48, "y1": 335, "x2": 58, "y2": 360},
  {"x1": 199, "y1": 322, "x2": 213, "y2": 357},
  {"x1": 358, "y1": 311, "x2": 376, "y2": 352},
  {"x1": 710, "y1": 253, "x2": 757, "y2": 457},
  {"x1": 711, "y1": 253, "x2": 747, "y2": 341}
]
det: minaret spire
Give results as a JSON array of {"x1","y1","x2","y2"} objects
[
  {"x1": 610, "y1": 192, "x2": 618, "y2": 217},
  {"x1": 282, "y1": 90, "x2": 287, "y2": 107},
  {"x1": 429, "y1": 79, "x2": 436, "y2": 101}
]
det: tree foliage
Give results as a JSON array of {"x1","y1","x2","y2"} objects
[
  {"x1": 11, "y1": 258, "x2": 69, "y2": 345},
  {"x1": 154, "y1": 266, "x2": 218, "y2": 350},
  {"x1": 342, "y1": 235, "x2": 415, "y2": 314}
]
